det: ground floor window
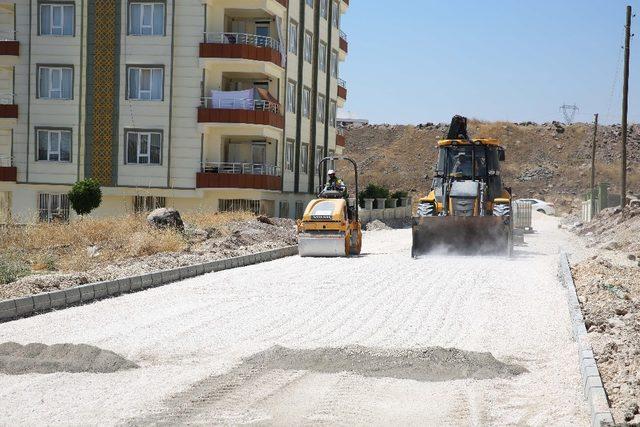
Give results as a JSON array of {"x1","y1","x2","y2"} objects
[
  {"x1": 219, "y1": 199, "x2": 261, "y2": 215},
  {"x1": 279, "y1": 201, "x2": 290, "y2": 218},
  {"x1": 133, "y1": 196, "x2": 166, "y2": 213},
  {"x1": 38, "y1": 193, "x2": 69, "y2": 222},
  {"x1": 295, "y1": 201, "x2": 305, "y2": 219}
]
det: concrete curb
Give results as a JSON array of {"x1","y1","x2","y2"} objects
[
  {"x1": 559, "y1": 251, "x2": 614, "y2": 427},
  {"x1": 0, "y1": 245, "x2": 299, "y2": 323}
]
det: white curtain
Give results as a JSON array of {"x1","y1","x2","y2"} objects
[{"x1": 275, "y1": 16, "x2": 286, "y2": 67}]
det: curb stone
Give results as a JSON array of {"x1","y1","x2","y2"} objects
[
  {"x1": 0, "y1": 245, "x2": 299, "y2": 323},
  {"x1": 559, "y1": 251, "x2": 614, "y2": 427}
]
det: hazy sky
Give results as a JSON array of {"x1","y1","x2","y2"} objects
[{"x1": 340, "y1": 0, "x2": 640, "y2": 124}]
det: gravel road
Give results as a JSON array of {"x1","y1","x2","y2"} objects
[{"x1": 0, "y1": 213, "x2": 589, "y2": 426}]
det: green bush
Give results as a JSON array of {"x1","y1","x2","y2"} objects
[
  {"x1": 391, "y1": 190, "x2": 409, "y2": 207},
  {"x1": 0, "y1": 254, "x2": 29, "y2": 285},
  {"x1": 68, "y1": 178, "x2": 102, "y2": 216},
  {"x1": 358, "y1": 183, "x2": 390, "y2": 207}
]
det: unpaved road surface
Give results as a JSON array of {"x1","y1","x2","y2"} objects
[{"x1": 0, "y1": 213, "x2": 588, "y2": 425}]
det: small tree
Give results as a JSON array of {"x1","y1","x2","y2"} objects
[
  {"x1": 358, "y1": 183, "x2": 390, "y2": 207},
  {"x1": 68, "y1": 178, "x2": 102, "y2": 216}
]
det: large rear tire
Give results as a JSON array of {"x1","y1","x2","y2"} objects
[{"x1": 416, "y1": 202, "x2": 436, "y2": 217}]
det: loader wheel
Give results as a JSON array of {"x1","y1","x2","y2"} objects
[
  {"x1": 493, "y1": 203, "x2": 511, "y2": 218},
  {"x1": 416, "y1": 202, "x2": 436, "y2": 217}
]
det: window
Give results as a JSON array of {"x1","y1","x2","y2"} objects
[
  {"x1": 37, "y1": 129, "x2": 71, "y2": 162},
  {"x1": 301, "y1": 143, "x2": 309, "y2": 174},
  {"x1": 331, "y1": 50, "x2": 338, "y2": 78},
  {"x1": 319, "y1": 42, "x2": 327, "y2": 72},
  {"x1": 317, "y1": 95, "x2": 326, "y2": 123},
  {"x1": 287, "y1": 80, "x2": 297, "y2": 113},
  {"x1": 129, "y1": 2, "x2": 165, "y2": 36},
  {"x1": 128, "y1": 67, "x2": 164, "y2": 101},
  {"x1": 285, "y1": 140, "x2": 294, "y2": 171},
  {"x1": 295, "y1": 201, "x2": 305, "y2": 219},
  {"x1": 38, "y1": 66, "x2": 73, "y2": 100},
  {"x1": 330, "y1": 100, "x2": 337, "y2": 127},
  {"x1": 126, "y1": 130, "x2": 162, "y2": 165},
  {"x1": 255, "y1": 20, "x2": 271, "y2": 47},
  {"x1": 304, "y1": 32, "x2": 313, "y2": 63},
  {"x1": 219, "y1": 199, "x2": 261, "y2": 215},
  {"x1": 320, "y1": 0, "x2": 328, "y2": 19},
  {"x1": 302, "y1": 87, "x2": 311, "y2": 118},
  {"x1": 39, "y1": 3, "x2": 74, "y2": 36},
  {"x1": 315, "y1": 147, "x2": 324, "y2": 170},
  {"x1": 38, "y1": 194, "x2": 70, "y2": 222},
  {"x1": 332, "y1": 1, "x2": 340, "y2": 27},
  {"x1": 306, "y1": 0, "x2": 314, "y2": 7},
  {"x1": 288, "y1": 20, "x2": 298, "y2": 53},
  {"x1": 133, "y1": 196, "x2": 166, "y2": 213},
  {"x1": 252, "y1": 143, "x2": 266, "y2": 165},
  {"x1": 279, "y1": 201, "x2": 290, "y2": 219}
]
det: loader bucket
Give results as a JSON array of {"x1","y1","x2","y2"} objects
[
  {"x1": 411, "y1": 216, "x2": 512, "y2": 257},
  {"x1": 299, "y1": 231, "x2": 348, "y2": 257}
]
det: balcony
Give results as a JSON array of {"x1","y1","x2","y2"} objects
[
  {"x1": 337, "y1": 79, "x2": 347, "y2": 101},
  {"x1": 0, "y1": 93, "x2": 18, "y2": 119},
  {"x1": 200, "y1": 32, "x2": 284, "y2": 68},
  {"x1": 198, "y1": 97, "x2": 284, "y2": 129},
  {"x1": 339, "y1": 30, "x2": 348, "y2": 54},
  {"x1": 196, "y1": 162, "x2": 282, "y2": 191},
  {"x1": 336, "y1": 127, "x2": 346, "y2": 147},
  {"x1": 0, "y1": 156, "x2": 16, "y2": 182}
]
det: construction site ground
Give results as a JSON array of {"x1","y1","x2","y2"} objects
[{"x1": 0, "y1": 213, "x2": 590, "y2": 425}]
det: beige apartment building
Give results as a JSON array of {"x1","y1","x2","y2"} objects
[{"x1": 0, "y1": 0, "x2": 349, "y2": 222}]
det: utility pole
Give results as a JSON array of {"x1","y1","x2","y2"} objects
[
  {"x1": 591, "y1": 113, "x2": 599, "y2": 218},
  {"x1": 621, "y1": 5, "x2": 631, "y2": 208}
]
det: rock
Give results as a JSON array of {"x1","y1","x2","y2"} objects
[
  {"x1": 147, "y1": 208, "x2": 184, "y2": 231},
  {"x1": 257, "y1": 215, "x2": 275, "y2": 226},
  {"x1": 86, "y1": 245, "x2": 100, "y2": 258},
  {"x1": 615, "y1": 307, "x2": 629, "y2": 316},
  {"x1": 625, "y1": 403, "x2": 639, "y2": 421},
  {"x1": 628, "y1": 254, "x2": 637, "y2": 261},
  {"x1": 603, "y1": 240, "x2": 621, "y2": 250}
]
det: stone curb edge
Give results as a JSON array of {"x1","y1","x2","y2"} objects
[
  {"x1": 559, "y1": 251, "x2": 614, "y2": 427},
  {"x1": 0, "y1": 245, "x2": 299, "y2": 323}
]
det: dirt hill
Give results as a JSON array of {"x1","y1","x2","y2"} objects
[{"x1": 342, "y1": 121, "x2": 640, "y2": 214}]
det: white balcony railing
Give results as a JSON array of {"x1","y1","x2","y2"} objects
[
  {"x1": 204, "y1": 32, "x2": 282, "y2": 53},
  {"x1": 201, "y1": 162, "x2": 281, "y2": 176},
  {"x1": 0, "y1": 156, "x2": 14, "y2": 167},
  {"x1": 336, "y1": 127, "x2": 345, "y2": 136},
  {"x1": 0, "y1": 93, "x2": 15, "y2": 105},
  {"x1": 201, "y1": 97, "x2": 281, "y2": 114},
  {"x1": 339, "y1": 30, "x2": 347, "y2": 40},
  {"x1": 337, "y1": 78, "x2": 346, "y2": 88},
  {"x1": 0, "y1": 31, "x2": 16, "y2": 41}
]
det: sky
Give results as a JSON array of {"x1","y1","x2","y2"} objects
[{"x1": 340, "y1": 0, "x2": 640, "y2": 125}]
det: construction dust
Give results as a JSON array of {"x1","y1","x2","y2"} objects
[
  {"x1": 0, "y1": 342, "x2": 138, "y2": 375},
  {"x1": 244, "y1": 345, "x2": 527, "y2": 382}
]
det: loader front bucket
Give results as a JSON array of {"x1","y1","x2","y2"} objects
[{"x1": 411, "y1": 216, "x2": 512, "y2": 257}]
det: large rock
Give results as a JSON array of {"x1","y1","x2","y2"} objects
[{"x1": 147, "y1": 208, "x2": 184, "y2": 231}]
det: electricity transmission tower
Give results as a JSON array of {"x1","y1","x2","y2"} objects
[{"x1": 559, "y1": 104, "x2": 579, "y2": 124}]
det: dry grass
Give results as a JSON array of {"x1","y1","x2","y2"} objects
[{"x1": 0, "y1": 211, "x2": 255, "y2": 281}]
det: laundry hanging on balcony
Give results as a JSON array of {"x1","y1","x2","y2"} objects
[{"x1": 209, "y1": 88, "x2": 279, "y2": 113}]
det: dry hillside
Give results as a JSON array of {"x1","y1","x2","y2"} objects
[{"x1": 343, "y1": 121, "x2": 640, "y2": 214}]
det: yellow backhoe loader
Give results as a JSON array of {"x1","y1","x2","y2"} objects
[
  {"x1": 298, "y1": 156, "x2": 362, "y2": 257},
  {"x1": 412, "y1": 116, "x2": 513, "y2": 257}
]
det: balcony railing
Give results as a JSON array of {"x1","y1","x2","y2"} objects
[
  {"x1": 0, "y1": 155, "x2": 13, "y2": 167},
  {"x1": 339, "y1": 30, "x2": 347, "y2": 41},
  {"x1": 337, "y1": 78, "x2": 346, "y2": 88},
  {"x1": 336, "y1": 127, "x2": 346, "y2": 147},
  {"x1": 0, "y1": 31, "x2": 19, "y2": 56},
  {"x1": 0, "y1": 93, "x2": 17, "y2": 118},
  {"x1": 201, "y1": 97, "x2": 281, "y2": 114},
  {"x1": 339, "y1": 30, "x2": 348, "y2": 53},
  {"x1": 204, "y1": 32, "x2": 282, "y2": 52},
  {"x1": 0, "y1": 92, "x2": 15, "y2": 104},
  {"x1": 200, "y1": 32, "x2": 285, "y2": 67},
  {"x1": 197, "y1": 162, "x2": 282, "y2": 190},
  {"x1": 337, "y1": 79, "x2": 347, "y2": 100},
  {"x1": 201, "y1": 162, "x2": 281, "y2": 176}
]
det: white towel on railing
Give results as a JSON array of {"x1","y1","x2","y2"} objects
[{"x1": 211, "y1": 89, "x2": 256, "y2": 110}]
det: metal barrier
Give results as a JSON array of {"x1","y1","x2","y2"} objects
[
  {"x1": 203, "y1": 32, "x2": 282, "y2": 52},
  {"x1": 201, "y1": 162, "x2": 280, "y2": 176},
  {"x1": 513, "y1": 201, "x2": 533, "y2": 232}
]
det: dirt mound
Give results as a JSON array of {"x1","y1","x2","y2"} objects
[
  {"x1": 245, "y1": 345, "x2": 527, "y2": 382},
  {"x1": 365, "y1": 220, "x2": 391, "y2": 231},
  {"x1": 0, "y1": 342, "x2": 138, "y2": 374},
  {"x1": 577, "y1": 204, "x2": 640, "y2": 255},
  {"x1": 342, "y1": 121, "x2": 640, "y2": 215}
]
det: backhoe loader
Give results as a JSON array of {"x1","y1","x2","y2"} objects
[{"x1": 412, "y1": 116, "x2": 513, "y2": 257}]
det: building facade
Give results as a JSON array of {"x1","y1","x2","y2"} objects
[{"x1": 0, "y1": 0, "x2": 349, "y2": 222}]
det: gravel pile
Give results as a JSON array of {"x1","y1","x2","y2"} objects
[
  {"x1": 577, "y1": 205, "x2": 640, "y2": 256},
  {"x1": 365, "y1": 220, "x2": 391, "y2": 231},
  {"x1": 0, "y1": 218, "x2": 297, "y2": 301}
]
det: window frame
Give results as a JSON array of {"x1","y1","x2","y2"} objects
[
  {"x1": 317, "y1": 94, "x2": 326, "y2": 123},
  {"x1": 285, "y1": 140, "x2": 295, "y2": 172},
  {"x1": 304, "y1": 31, "x2": 313, "y2": 63},
  {"x1": 288, "y1": 20, "x2": 298, "y2": 54},
  {"x1": 319, "y1": 41, "x2": 327, "y2": 72},
  {"x1": 329, "y1": 100, "x2": 337, "y2": 127},
  {"x1": 128, "y1": 1, "x2": 166, "y2": 36},
  {"x1": 331, "y1": 50, "x2": 338, "y2": 78},
  {"x1": 38, "y1": 193, "x2": 70, "y2": 222},
  {"x1": 125, "y1": 129, "x2": 163, "y2": 165},
  {"x1": 301, "y1": 143, "x2": 309, "y2": 174},
  {"x1": 38, "y1": 2, "x2": 75, "y2": 37},
  {"x1": 332, "y1": 1, "x2": 340, "y2": 28},
  {"x1": 37, "y1": 64, "x2": 74, "y2": 100},
  {"x1": 286, "y1": 80, "x2": 297, "y2": 113},
  {"x1": 35, "y1": 127, "x2": 73, "y2": 163},
  {"x1": 302, "y1": 86, "x2": 311, "y2": 118},
  {"x1": 320, "y1": 0, "x2": 328, "y2": 19},
  {"x1": 306, "y1": 0, "x2": 314, "y2": 7},
  {"x1": 126, "y1": 65, "x2": 165, "y2": 101}
]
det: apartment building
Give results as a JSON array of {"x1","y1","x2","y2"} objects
[{"x1": 0, "y1": 0, "x2": 349, "y2": 223}]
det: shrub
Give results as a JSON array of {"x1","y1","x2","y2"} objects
[
  {"x1": 0, "y1": 254, "x2": 29, "y2": 284},
  {"x1": 68, "y1": 178, "x2": 102, "y2": 216},
  {"x1": 358, "y1": 183, "x2": 390, "y2": 207}
]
